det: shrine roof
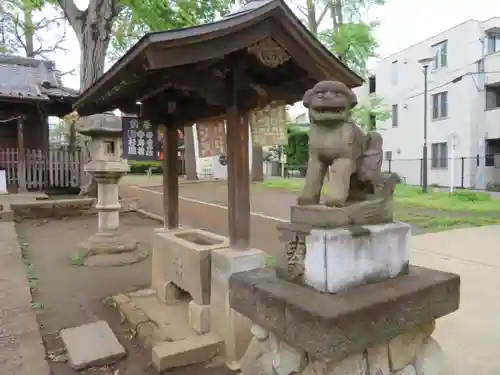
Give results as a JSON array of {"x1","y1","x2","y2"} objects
[
  {"x1": 74, "y1": 0, "x2": 363, "y2": 119},
  {"x1": 0, "y1": 55, "x2": 78, "y2": 102}
]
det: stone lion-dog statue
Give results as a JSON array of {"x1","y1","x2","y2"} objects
[{"x1": 298, "y1": 80, "x2": 398, "y2": 207}]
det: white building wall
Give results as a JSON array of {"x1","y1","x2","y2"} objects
[{"x1": 360, "y1": 18, "x2": 500, "y2": 188}]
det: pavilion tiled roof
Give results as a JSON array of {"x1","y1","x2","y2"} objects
[{"x1": 0, "y1": 55, "x2": 79, "y2": 101}]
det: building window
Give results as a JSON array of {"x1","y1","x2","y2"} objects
[
  {"x1": 487, "y1": 33, "x2": 500, "y2": 54},
  {"x1": 432, "y1": 91, "x2": 448, "y2": 120},
  {"x1": 391, "y1": 104, "x2": 398, "y2": 127},
  {"x1": 384, "y1": 151, "x2": 393, "y2": 161},
  {"x1": 432, "y1": 40, "x2": 448, "y2": 70},
  {"x1": 391, "y1": 61, "x2": 398, "y2": 85},
  {"x1": 486, "y1": 86, "x2": 500, "y2": 110},
  {"x1": 368, "y1": 76, "x2": 376, "y2": 94},
  {"x1": 431, "y1": 142, "x2": 448, "y2": 169}
]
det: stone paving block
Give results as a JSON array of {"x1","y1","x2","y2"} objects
[
  {"x1": 60, "y1": 320, "x2": 126, "y2": 370},
  {"x1": 152, "y1": 333, "x2": 223, "y2": 372}
]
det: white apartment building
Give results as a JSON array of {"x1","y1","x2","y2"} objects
[{"x1": 356, "y1": 17, "x2": 500, "y2": 189}]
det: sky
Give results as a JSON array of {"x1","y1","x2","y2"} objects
[{"x1": 51, "y1": 0, "x2": 500, "y2": 90}]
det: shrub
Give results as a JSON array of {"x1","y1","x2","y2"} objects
[
  {"x1": 486, "y1": 182, "x2": 500, "y2": 192},
  {"x1": 450, "y1": 190, "x2": 491, "y2": 202},
  {"x1": 128, "y1": 161, "x2": 162, "y2": 174}
]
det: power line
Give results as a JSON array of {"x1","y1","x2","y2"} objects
[{"x1": 405, "y1": 70, "x2": 500, "y2": 100}]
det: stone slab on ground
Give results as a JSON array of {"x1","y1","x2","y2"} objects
[
  {"x1": 152, "y1": 333, "x2": 224, "y2": 372},
  {"x1": 60, "y1": 320, "x2": 126, "y2": 370},
  {"x1": 0, "y1": 221, "x2": 51, "y2": 375}
]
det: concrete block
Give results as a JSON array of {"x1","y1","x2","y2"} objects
[
  {"x1": 304, "y1": 222, "x2": 411, "y2": 293},
  {"x1": 153, "y1": 228, "x2": 229, "y2": 305},
  {"x1": 188, "y1": 301, "x2": 210, "y2": 334},
  {"x1": 60, "y1": 320, "x2": 125, "y2": 370},
  {"x1": 210, "y1": 248, "x2": 266, "y2": 365},
  {"x1": 152, "y1": 333, "x2": 223, "y2": 372}
]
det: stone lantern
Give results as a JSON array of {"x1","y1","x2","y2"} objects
[{"x1": 76, "y1": 114, "x2": 146, "y2": 266}]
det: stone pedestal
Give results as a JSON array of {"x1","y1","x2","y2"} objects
[
  {"x1": 303, "y1": 222, "x2": 410, "y2": 293},
  {"x1": 210, "y1": 248, "x2": 266, "y2": 368},
  {"x1": 229, "y1": 267, "x2": 459, "y2": 375}
]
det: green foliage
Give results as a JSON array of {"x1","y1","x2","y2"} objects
[
  {"x1": 108, "y1": 0, "x2": 234, "y2": 63},
  {"x1": 128, "y1": 160, "x2": 163, "y2": 174},
  {"x1": 486, "y1": 182, "x2": 500, "y2": 192},
  {"x1": 0, "y1": 0, "x2": 65, "y2": 57},
  {"x1": 351, "y1": 94, "x2": 391, "y2": 131},
  {"x1": 320, "y1": 21, "x2": 379, "y2": 76},
  {"x1": 284, "y1": 122, "x2": 309, "y2": 167}
]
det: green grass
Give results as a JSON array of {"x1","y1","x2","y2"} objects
[
  {"x1": 395, "y1": 212, "x2": 500, "y2": 232},
  {"x1": 395, "y1": 185, "x2": 500, "y2": 212},
  {"x1": 262, "y1": 179, "x2": 500, "y2": 213},
  {"x1": 69, "y1": 253, "x2": 85, "y2": 266},
  {"x1": 17, "y1": 234, "x2": 43, "y2": 310}
]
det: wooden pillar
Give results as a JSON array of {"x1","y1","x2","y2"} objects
[
  {"x1": 162, "y1": 123, "x2": 179, "y2": 229},
  {"x1": 226, "y1": 66, "x2": 251, "y2": 249},
  {"x1": 17, "y1": 116, "x2": 27, "y2": 193}
]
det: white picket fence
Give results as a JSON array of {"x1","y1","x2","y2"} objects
[{"x1": 0, "y1": 147, "x2": 85, "y2": 190}]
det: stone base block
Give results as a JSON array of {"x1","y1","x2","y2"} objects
[
  {"x1": 189, "y1": 301, "x2": 210, "y2": 334},
  {"x1": 153, "y1": 228, "x2": 229, "y2": 305},
  {"x1": 77, "y1": 231, "x2": 148, "y2": 267},
  {"x1": 239, "y1": 323, "x2": 441, "y2": 375},
  {"x1": 210, "y1": 248, "x2": 266, "y2": 366},
  {"x1": 229, "y1": 266, "x2": 459, "y2": 362},
  {"x1": 304, "y1": 222, "x2": 411, "y2": 293},
  {"x1": 152, "y1": 334, "x2": 223, "y2": 372}
]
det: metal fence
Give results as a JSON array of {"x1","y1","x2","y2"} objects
[{"x1": 263, "y1": 155, "x2": 500, "y2": 190}]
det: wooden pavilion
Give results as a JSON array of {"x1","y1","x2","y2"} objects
[
  {"x1": 73, "y1": 0, "x2": 363, "y2": 249},
  {"x1": 0, "y1": 55, "x2": 79, "y2": 192}
]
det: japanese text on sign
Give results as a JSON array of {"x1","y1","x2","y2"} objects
[
  {"x1": 250, "y1": 101, "x2": 287, "y2": 146},
  {"x1": 122, "y1": 117, "x2": 158, "y2": 161},
  {"x1": 196, "y1": 120, "x2": 226, "y2": 158}
]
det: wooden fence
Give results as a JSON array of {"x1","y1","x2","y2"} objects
[{"x1": 0, "y1": 148, "x2": 85, "y2": 191}]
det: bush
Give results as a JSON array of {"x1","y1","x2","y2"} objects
[
  {"x1": 128, "y1": 161, "x2": 162, "y2": 174},
  {"x1": 450, "y1": 190, "x2": 491, "y2": 203},
  {"x1": 486, "y1": 182, "x2": 500, "y2": 192}
]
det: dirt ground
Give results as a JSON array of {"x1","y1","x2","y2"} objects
[{"x1": 16, "y1": 213, "x2": 234, "y2": 375}]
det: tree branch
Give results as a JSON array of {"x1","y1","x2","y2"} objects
[
  {"x1": 317, "y1": 5, "x2": 329, "y2": 26},
  {"x1": 55, "y1": 0, "x2": 84, "y2": 31}
]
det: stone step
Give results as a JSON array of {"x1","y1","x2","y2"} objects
[{"x1": 152, "y1": 333, "x2": 224, "y2": 372}]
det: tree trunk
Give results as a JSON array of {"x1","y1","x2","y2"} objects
[
  {"x1": 24, "y1": 9, "x2": 34, "y2": 57},
  {"x1": 183, "y1": 125, "x2": 198, "y2": 180},
  {"x1": 251, "y1": 145, "x2": 264, "y2": 182},
  {"x1": 306, "y1": 0, "x2": 318, "y2": 35},
  {"x1": 60, "y1": 0, "x2": 116, "y2": 197}
]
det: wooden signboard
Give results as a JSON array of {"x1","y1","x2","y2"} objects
[
  {"x1": 196, "y1": 120, "x2": 226, "y2": 158},
  {"x1": 122, "y1": 117, "x2": 157, "y2": 161},
  {"x1": 250, "y1": 101, "x2": 287, "y2": 146}
]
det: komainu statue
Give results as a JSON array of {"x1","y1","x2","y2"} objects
[{"x1": 298, "y1": 81, "x2": 398, "y2": 207}]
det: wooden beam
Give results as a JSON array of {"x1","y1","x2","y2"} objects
[
  {"x1": 226, "y1": 61, "x2": 251, "y2": 249},
  {"x1": 162, "y1": 120, "x2": 180, "y2": 229},
  {"x1": 17, "y1": 116, "x2": 27, "y2": 193}
]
